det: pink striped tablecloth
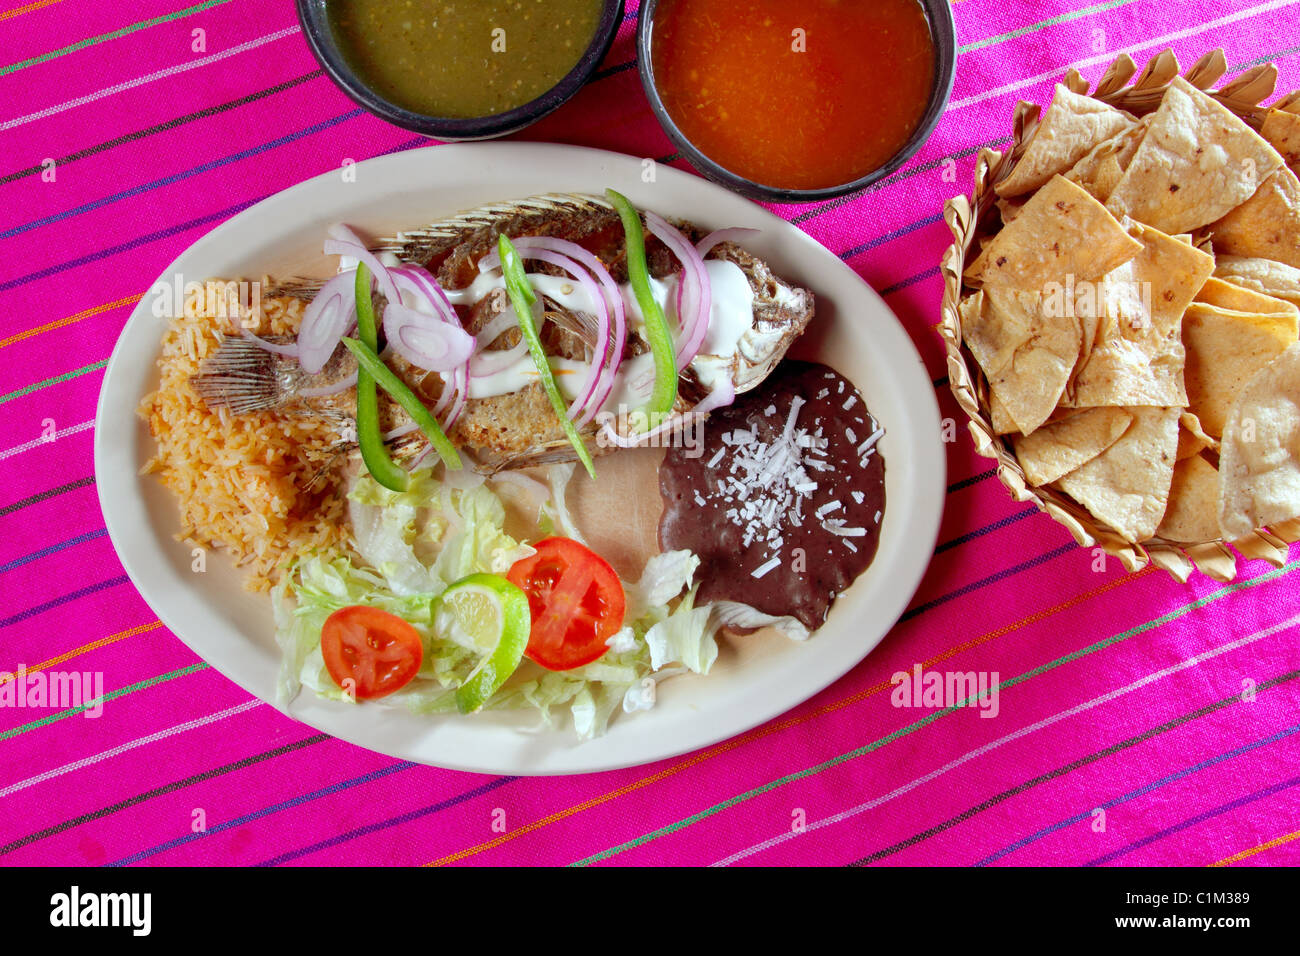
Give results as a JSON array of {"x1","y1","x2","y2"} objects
[{"x1": 2, "y1": 0, "x2": 1299, "y2": 868}]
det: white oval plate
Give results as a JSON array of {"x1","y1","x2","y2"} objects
[{"x1": 96, "y1": 143, "x2": 944, "y2": 775}]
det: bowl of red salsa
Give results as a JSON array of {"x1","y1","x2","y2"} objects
[{"x1": 638, "y1": 0, "x2": 956, "y2": 202}]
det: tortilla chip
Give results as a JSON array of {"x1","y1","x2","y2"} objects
[
  {"x1": 1067, "y1": 152, "x2": 1126, "y2": 203},
  {"x1": 1195, "y1": 276, "x2": 1300, "y2": 326},
  {"x1": 989, "y1": 390, "x2": 1018, "y2": 435},
  {"x1": 1182, "y1": 302, "x2": 1298, "y2": 437},
  {"x1": 965, "y1": 286, "x2": 1083, "y2": 435},
  {"x1": 1011, "y1": 407, "x2": 1133, "y2": 486},
  {"x1": 1177, "y1": 410, "x2": 1218, "y2": 460},
  {"x1": 1214, "y1": 255, "x2": 1300, "y2": 308},
  {"x1": 1065, "y1": 120, "x2": 1146, "y2": 202},
  {"x1": 1261, "y1": 108, "x2": 1300, "y2": 165},
  {"x1": 1209, "y1": 167, "x2": 1300, "y2": 270},
  {"x1": 1218, "y1": 343, "x2": 1300, "y2": 539},
  {"x1": 961, "y1": 290, "x2": 1023, "y2": 376},
  {"x1": 1156, "y1": 453, "x2": 1221, "y2": 542},
  {"x1": 996, "y1": 196, "x2": 1027, "y2": 227},
  {"x1": 1055, "y1": 406, "x2": 1181, "y2": 543},
  {"x1": 968, "y1": 176, "x2": 1143, "y2": 290},
  {"x1": 1065, "y1": 222, "x2": 1216, "y2": 407},
  {"x1": 996, "y1": 85, "x2": 1137, "y2": 198},
  {"x1": 1106, "y1": 77, "x2": 1284, "y2": 234}
]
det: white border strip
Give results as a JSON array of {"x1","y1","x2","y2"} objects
[
  {"x1": 0, "y1": 26, "x2": 301, "y2": 132},
  {"x1": 0, "y1": 699, "x2": 262, "y2": 799},
  {"x1": 712, "y1": 610, "x2": 1300, "y2": 866}
]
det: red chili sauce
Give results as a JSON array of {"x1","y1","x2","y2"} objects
[{"x1": 651, "y1": 0, "x2": 936, "y2": 190}]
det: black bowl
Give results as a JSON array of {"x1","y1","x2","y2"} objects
[
  {"x1": 297, "y1": 0, "x2": 625, "y2": 140},
  {"x1": 637, "y1": 0, "x2": 956, "y2": 203}
]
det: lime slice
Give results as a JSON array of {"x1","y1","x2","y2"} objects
[{"x1": 435, "y1": 573, "x2": 531, "y2": 715}]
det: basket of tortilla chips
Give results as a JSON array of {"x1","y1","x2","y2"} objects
[{"x1": 940, "y1": 48, "x2": 1300, "y2": 582}]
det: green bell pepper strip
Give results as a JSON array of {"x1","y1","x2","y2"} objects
[
  {"x1": 340, "y1": 337, "x2": 462, "y2": 471},
  {"x1": 352, "y1": 264, "x2": 411, "y2": 492},
  {"x1": 605, "y1": 188, "x2": 677, "y2": 429},
  {"x1": 446, "y1": 573, "x2": 532, "y2": 714},
  {"x1": 497, "y1": 234, "x2": 597, "y2": 479}
]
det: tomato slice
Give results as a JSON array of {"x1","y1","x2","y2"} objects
[
  {"x1": 320, "y1": 605, "x2": 423, "y2": 700},
  {"x1": 507, "y1": 537, "x2": 626, "y2": 671}
]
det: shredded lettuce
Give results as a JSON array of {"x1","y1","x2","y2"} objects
[
  {"x1": 706, "y1": 601, "x2": 812, "y2": 642},
  {"x1": 275, "y1": 466, "x2": 790, "y2": 740},
  {"x1": 625, "y1": 549, "x2": 700, "y2": 622},
  {"x1": 644, "y1": 587, "x2": 720, "y2": 674}
]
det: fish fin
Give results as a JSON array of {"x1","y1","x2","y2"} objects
[{"x1": 263, "y1": 193, "x2": 613, "y2": 300}]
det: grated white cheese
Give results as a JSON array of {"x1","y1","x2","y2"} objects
[
  {"x1": 694, "y1": 376, "x2": 880, "y2": 577},
  {"x1": 857, "y1": 426, "x2": 884, "y2": 456},
  {"x1": 823, "y1": 522, "x2": 867, "y2": 537}
]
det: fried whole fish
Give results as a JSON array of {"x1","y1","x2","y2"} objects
[{"x1": 192, "y1": 193, "x2": 814, "y2": 471}]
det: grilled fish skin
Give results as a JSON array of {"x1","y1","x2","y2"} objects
[{"x1": 194, "y1": 194, "x2": 814, "y2": 472}]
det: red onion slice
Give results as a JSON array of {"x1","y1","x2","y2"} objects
[
  {"x1": 513, "y1": 248, "x2": 607, "y2": 424},
  {"x1": 695, "y1": 227, "x2": 760, "y2": 257},
  {"x1": 597, "y1": 378, "x2": 735, "y2": 449},
  {"x1": 323, "y1": 224, "x2": 401, "y2": 305},
  {"x1": 240, "y1": 328, "x2": 299, "y2": 358},
  {"x1": 475, "y1": 309, "x2": 520, "y2": 346},
  {"x1": 470, "y1": 339, "x2": 530, "y2": 378},
  {"x1": 298, "y1": 370, "x2": 358, "y2": 398},
  {"x1": 390, "y1": 267, "x2": 455, "y2": 418},
  {"x1": 297, "y1": 270, "x2": 358, "y2": 373},
  {"x1": 383, "y1": 421, "x2": 420, "y2": 441},
  {"x1": 644, "y1": 211, "x2": 712, "y2": 372},
  {"x1": 388, "y1": 264, "x2": 473, "y2": 426},
  {"x1": 479, "y1": 236, "x2": 627, "y2": 424},
  {"x1": 382, "y1": 282, "x2": 474, "y2": 373}
]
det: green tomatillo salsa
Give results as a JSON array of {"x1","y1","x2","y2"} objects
[{"x1": 328, "y1": 0, "x2": 604, "y2": 118}]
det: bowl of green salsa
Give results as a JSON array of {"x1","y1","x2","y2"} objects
[{"x1": 298, "y1": 0, "x2": 624, "y2": 139}]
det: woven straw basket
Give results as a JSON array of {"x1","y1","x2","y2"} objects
[{"x1": 939, "y1": 48, "x2": 1300, "y2": 583}]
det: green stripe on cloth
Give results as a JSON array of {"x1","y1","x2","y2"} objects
[
  {"x1": 0, "y1": 0, "x2": 238, "y2": 76},
  {"x1": 0, "y1": 360, "x2": 106, "y2": 406},
  {"x1": 854, "y1": 669, "x2": 1300, "y2": 864},
  {"x1": 0, "y1": 732, "x2": 330, "y2": 856},
  {"x1": 570, "y1": 559, "x2": 1300, "y2": 865},
  {"x1": 0, "y1": 662, "x2": 208, "y2": 740},
  {"x1": 958, "y1": 0, "x2": 1144, "y2": 54}
]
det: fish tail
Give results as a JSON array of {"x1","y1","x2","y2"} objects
[{"x1": 191, "y1": 336, "x2": 296, "y2": 413}]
